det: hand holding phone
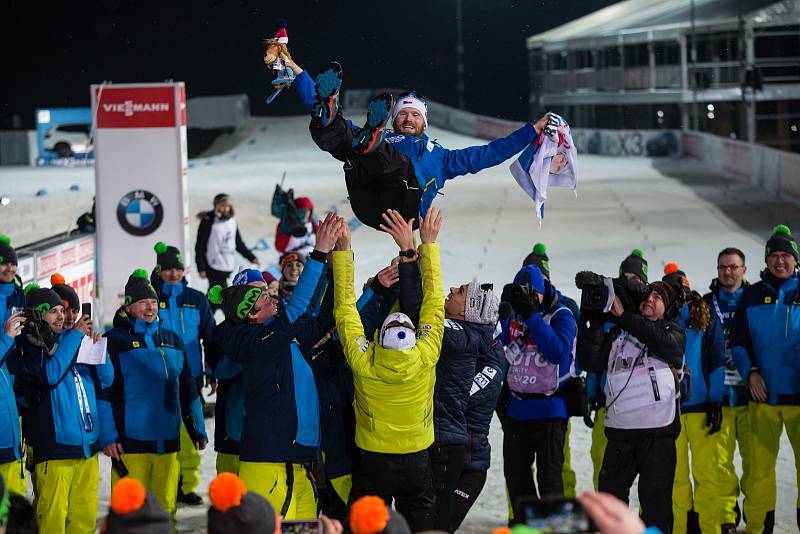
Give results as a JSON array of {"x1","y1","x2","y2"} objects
[{"x1": 517, "y1": 496, "x2": 595, "y2": 534}]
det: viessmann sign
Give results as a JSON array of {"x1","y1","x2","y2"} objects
[
  {"x1": 95, "y1": 86, "x2": 186, "y2": 128},
  {"x1": 92, "y1": 83, "x2": 190, "y2": 326}
]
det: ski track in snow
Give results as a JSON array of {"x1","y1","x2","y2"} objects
[{"x1": 1, "y1": 115, "x2": 798, "y2": 532}]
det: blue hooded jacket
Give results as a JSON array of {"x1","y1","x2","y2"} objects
[
  {"x1": 294, "y1": 71, "x2": 538, "y2": 216},
  {"x1": 15, "y1": 329, "x2": 114, "y2": 463},
  {"x1": 0, "y1": 334, "x2": 21, "y2": 464},
  {"x1": 499, "y1": 279, "x2": 577, "y2": 421},
  {"x1": 151, "y1": 274, "x2": 217, "y2": 381},
  {"x1": 675, "y1": 302, "x2": 725, "y2": 410},
  {"x1": 731, "y1": 272, "x2": 800, "y2": 405},
  {"x1": 704, "y1": 282, "x2": 750, "y2": 407},
  {"x1": 0, "y1": 279, "x2": 25, "y2": 329},
  {"x1": 102, "y1": 309, "x2": 207, "y2": 454}
]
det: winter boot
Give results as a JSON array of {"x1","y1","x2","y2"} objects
[
  {"x1": 351, "y1": 92, "x2": 394, "y2": 155},
  {"x1": 311, "y1": 62, "x2": 343, "y2": 128}
]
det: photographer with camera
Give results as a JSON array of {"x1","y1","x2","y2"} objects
[
  {"x1": 590, "y1": 276, "x2": 685, "y2": 534},
  {"x1": 0, "y1": 236, "x2": 25, "y2": 330},
  {"x1": 14, "y1": 284, "x2": 112, "y2": 534},
  {"x1": 576, "y1": 249, "x2": 649, "y2": 490},
  {"x1": 498, "y1": 264, "x2": 577, "y2": 522}
]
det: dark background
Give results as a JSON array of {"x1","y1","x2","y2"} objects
[{"x1": 1, "y1": 0, "x2": 618, "y2": 128}]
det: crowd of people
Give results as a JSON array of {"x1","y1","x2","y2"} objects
[
  {"x1": 0, "y1": 62, "x2": 799, "y2": 534},
  {"x1": 2, "y1": 208, "x2": 800, "y2": 534}
]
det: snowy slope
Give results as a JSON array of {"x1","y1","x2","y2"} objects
[{"x1": 1, "y1": 115, "x2": 798, "y2": 532}]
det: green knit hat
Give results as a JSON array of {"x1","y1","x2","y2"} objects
[
  {"x1": 522, "y1": 243, "x2": 550, "y2": 278},
  {"x1": 124, "y1": 269, "x2": 158, "y2": 306},
  {"x1": 765, "y1": 224, "x2": 798, "y2": 262},
  {"x1": 619, "y1": 248, "x2": 648, "y2": 284},
  {"x1": 154, "y1": 241, "x2": 184, "y2": 272}
]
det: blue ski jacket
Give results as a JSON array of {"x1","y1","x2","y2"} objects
[
  {"x1": 0, "y1": 334, "x2": 21, "y2": 464},
  {"x1": 704, "y1": 282, "x2": 750, "y2": 407},
  {"x1": 151, "y1": 275, "x2": 217, "y2": 381},
  {"x1": 675, "y1": 303, "x2": 725, "y2": 411},
  {"x1": 499, "y1": 284, "x2": 577, "y2": 421},
  {"x1": 102, "y1": 309, "x2": 207, "y2": 454},
  {"x1": 209, "y1": 320, "x2": 245, "y2": 456},
  {"x1": 224, "y1": 256, "x2": 332, "y2": 464},
  {"x1": 294, "y1": 71, "x2": 538, "y2": 215},
  {"x1": 0, "y1": 279, "x2": 25, "y2": 330},
  {"x1": 731, "y1": 272, "x2": 800, "y2": 405},
  {"x1": 15, "y1": 329, "x2": 114, "y2": 464}
]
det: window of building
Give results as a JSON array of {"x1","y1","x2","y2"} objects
[
  {"x1": 601, "y1": 46, "x2": 622, "y2": 68},
  {"x1": 624, "y1": 44, "x2": 649, "y2": 67},
  {"x1": 574, "y1": 50, "x2": 594, "y2": 69},
  {"x1": 654, "y1": 42, "x2": 680, "y2": 65},
  {"x1": 693, "y1": 31, "x2": 739, "y2": 63},
  {"x1": 529, "y1": 50, "x2": 545, "y2": 73},
  {"x1": 754, "y1": 31, "x2": 800, "y2": 58},
  {"x1": 548, "y1": 51, "x2": 568, "y2": 71}
]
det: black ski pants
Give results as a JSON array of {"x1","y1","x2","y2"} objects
[
  {"x1": 428, "y1": 443, "x2": 467, "y2": 532},
  {"x1": 448, "y1": 469, "x2": 488, "y2": 532},
  {"x1": 502, "y1": 417, "x2": 568, "y2": 524},
  {"x1": 309, "y1": 112, "x2": 421, "y2": 230},
  {"x1": 349, "y1": 449, "x2": 435, "y2": 533},
  {"x1": 599, "y1": 436, "x2": 677, "y2": 534}
]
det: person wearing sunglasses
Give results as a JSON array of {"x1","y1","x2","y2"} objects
[{"x1": 283, "y1": 57, "x2": 554, "y2": 231}]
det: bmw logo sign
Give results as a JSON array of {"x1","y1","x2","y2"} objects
[{"x1": 116, "y1": 190, "x2": 164, "y2": 236}]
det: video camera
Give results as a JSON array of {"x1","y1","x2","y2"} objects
[{"x1": 574, "y1": 271, "x2": 649, "y2": 314}]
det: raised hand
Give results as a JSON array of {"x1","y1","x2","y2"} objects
[
  {"x1": 418, "y1": 207, "x2": 442, "y2": 244},
  {"x1": 3, "y1": 312, "x2": 25, "y2": 338},
  {"x1": 335, "y1": 219, "x2": 352, "y2": 251},
  {"x1": 315, "y1": 213, "x2": 344, "y2": 253},
  {"x1": 379, "y1": 209, "x2": 416, "y2": 251},
  {"x1": 376, "y1": 265, "x2": 399, "y2": 288}
]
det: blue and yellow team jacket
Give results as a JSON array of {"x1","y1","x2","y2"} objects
[
  {"x1": 731, "y1": 272, "x2": 800, "y2": 406},
  {"x1": 0, "y1": 334, "x2": 21, "y2": 464},
  {"x1": 151, "y1": 274, "x2": 217, "y2": 381},
  {"x1": 102, "y1": 309, "x2": 207, "y2": 454},
  {"x1": 224, "y1": 256, "x2": 331, "y2": 464},
  {"x1": 675, "y1": 303, "x2": 725, "y2": 411},
  {"x1": 15, "y1": 329, "x2": 114, "y2": 464},
  {"x1": 293, "y1": 70, "x2": 538, "y2": 216}
]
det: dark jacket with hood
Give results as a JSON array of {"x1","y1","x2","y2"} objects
[{"x1": 101, "y1": 308, "x2": 206, "y2": 454}]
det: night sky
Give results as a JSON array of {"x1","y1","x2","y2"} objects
[{"x1": 2, "y1": 0, "x2": 619, "y2": 129}]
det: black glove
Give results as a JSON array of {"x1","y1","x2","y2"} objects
[
  {"x1": 501, "y1": 283, "x2": 540, "y2": 319},
  {"x1": 705, "y1": 402, "x2": 722, "y2": 435}
]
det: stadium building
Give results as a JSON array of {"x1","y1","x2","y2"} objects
[{"x1": 527, "y1": 0, "x2": 800, "y2": 152}]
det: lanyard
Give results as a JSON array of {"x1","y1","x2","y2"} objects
[{"x1": 71, "y1": 367, "x2": 93, "y2": 433}]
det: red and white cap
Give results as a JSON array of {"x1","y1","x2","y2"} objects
[{"x1": 274, "y1": 19, "x2": 288, "y2": 44}]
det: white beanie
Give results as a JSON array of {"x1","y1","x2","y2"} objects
[
  {"x1": 465, "y1": 282, "x2": 500, "y2": 325},
  {"x1": 392, "y1": 94, "x2": 428, "y2": 126},
  {"x1": 379, "y1": 312, "x2": 417, "y2": 351}
]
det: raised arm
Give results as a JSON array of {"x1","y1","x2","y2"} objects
[{"x1": 414, "y1": 209, "x2": 445, "y2": 367}]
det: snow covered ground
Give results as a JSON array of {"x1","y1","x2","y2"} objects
[{"x1": 1, "y1": 115, "x2": 799, "y2": 532}]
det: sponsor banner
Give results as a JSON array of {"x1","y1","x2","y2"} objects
[
  {"x1": 17, "y1": 255, "x2": 36, "y2": 285},
  {"x1": 92, "y1": 82, "x2": 189, "y2": 326}
]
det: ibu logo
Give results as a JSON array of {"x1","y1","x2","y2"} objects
[{"x1": 116, "y1": 190, "x2": 164, "y2": 236}]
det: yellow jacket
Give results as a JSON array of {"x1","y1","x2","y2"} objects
[{"x1": 332, "y1": 243, "x2": 445, "y2": 454}]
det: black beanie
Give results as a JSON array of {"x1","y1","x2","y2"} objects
[
  {"x1": 522, "y1": 242, "x2": 550, "y2": 278},
  {"x1": 124, "y1": 269, "x2": 158, "y2": 306},
  {"x1": 208, "y1": 284, "x2": 263, "y2": 323},
  {"x1": 0, "y1": 235, "x2": 17, "y2": 266},
  {"x1": 765, "y1": 224, "x2": 798, "y2": 262},
  {"x1": 154, "y1": 241, "x2": 184, "y2": 272},
  {"x1": 104, "y1": 478, "x2": 171, "y2": 534},
  {"x1": 23, "y1": 284, "x2": 64, "y2": 315},
  {"x1": 50, "y1": 273, "x2": 80, "y2": 311},
  {"x1": 649, "y1": 280, "x2": 681, "y2": 318},
  {"x1": 619, "y1": 248, "x2": 648, "y2": 284},
  {"x1": 207, "y1": 473, "x2": 276, "y2": 534}
]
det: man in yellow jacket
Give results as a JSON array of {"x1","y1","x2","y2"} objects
[{"x1": 332, "y1": 207, "x2": 444, "y2": 533}]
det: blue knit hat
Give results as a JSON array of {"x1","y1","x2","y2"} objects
[
  {"x1": 232, "y1": 267, "x2": 265, "y2": 286},
  {"x1": 513, "y1": 265, "x2": 546, "y2": 294}
]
